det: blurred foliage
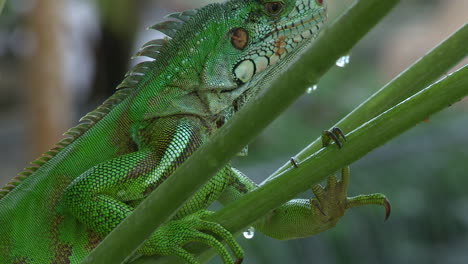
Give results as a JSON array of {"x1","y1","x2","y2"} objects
[
  {"x1": 94, "y1": 0, "x2": 138, "y2": 36},
  {"x1": 0, "y1": 0, "x2": 5, "y2": 14},
  {"x1": 0, "y1": 0, "x2": 467, "y2": 263}
]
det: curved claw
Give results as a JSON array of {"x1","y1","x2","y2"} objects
[
  {"x1": 321, "y1": 127, "x2": 347, "y2": 148},
  {"x1": 331, "y1": 127, "x2": 346, "y2": 142},
  {"x1": 322, "y1": 130, "x2": 341, "y2": 148},
  {"x1": 383, "y1": 197, "x2": 391, "y2": 221},
  {"x1": 235, "y1": 258, "x2": 244, "y2": 264},
  {"x1": 346, "y1": 193, "x2": 391, "y2": 221}
]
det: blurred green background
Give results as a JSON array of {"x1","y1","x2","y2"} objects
[{"x1": 0, "y1": 0, "x2": 467, "y2": 263}]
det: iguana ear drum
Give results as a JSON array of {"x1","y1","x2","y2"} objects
[
  {"x1": 230, "y1": 28, "x2": 249, "y2": 50},
  {"x1": 234, "y1": 59, "x2": 256, "y2": 83},
  {"x1": 233, "y1": 55, "x2": 272, "y2": 84}
]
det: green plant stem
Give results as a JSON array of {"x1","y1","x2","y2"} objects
[
  {"x1": 268, "y1": 23, "x2": 468, "y2": 180},
  {"x1": 212, "y1": 65, "x2": 468, "y2": 233},
  {"x1": 84, "y1": 0, "x2": 400, "y2": 263},
  {"x1": 140, "y1": 65, "x2": 468, "y2": 264}
]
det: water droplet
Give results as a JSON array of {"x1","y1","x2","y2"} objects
[
  {"x1": 306, "y1": 85, "x2": 318, "y2": 94},
  {"x1": 336, "y1": 55, "x2": 350, "y2": 68},
  {"x1": 243, "y1": 227, "x2": 255, "y2": 239}
]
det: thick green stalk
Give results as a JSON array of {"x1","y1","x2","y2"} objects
[
  {"x1": 211, "y1": 65, "x2": 468, "y2": 238},
  {"x1": 142, "y1": 66, "x2": 468, "y2": 264},
  {"x1": 84, "y1": 0, "x2": 399, "y2": 263},
  {"x1": 268, "y1": 23, "x2": 468, "y2": 180}
]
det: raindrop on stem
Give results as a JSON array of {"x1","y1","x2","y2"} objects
[
  {"x1": 336, "y1": 55, "x2": 351, "y2": 68},
  {"x1": 243, "y1": 227, "x2": 255, "y2": 239}
]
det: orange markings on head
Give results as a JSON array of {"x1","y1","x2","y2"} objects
[{"x1": 274, "y1": 35, "x2": 287, "y2": 55}]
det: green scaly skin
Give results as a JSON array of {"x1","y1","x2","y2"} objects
[{"x1": 0, "y1": 1, "x2": 389, "y2": 263}]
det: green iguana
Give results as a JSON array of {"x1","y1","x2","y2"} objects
[{"x1": 0, "y1": 0, "x2": 389, "y2": 263}]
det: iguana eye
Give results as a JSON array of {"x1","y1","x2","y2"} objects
[{"x1": 264, "y1": 2, "x2": 284, "y2": 16}]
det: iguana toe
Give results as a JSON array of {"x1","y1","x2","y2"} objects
[
  {"x1": 346, "y1": 194, "x2": 391, "y2": 221},
  {"x1": 321, "y1": 127, "x2": 347, "y2": 148},
  {"x1": 139, "y1": 210, "x2": 243, "y2": 264},
  {"x1": 311, "y1": 167, "x2": 391, "y2": 225}
]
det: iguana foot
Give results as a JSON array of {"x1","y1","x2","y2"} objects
[
  {"x1": 139, "y1": 210, "x2": 243, "y2": 264},
  {"x1": 317, "y1": 128, "x2": 390, "y2": 220},
  {"x1": 310, "y1": 167, "x2": 390, "y2": 226}
]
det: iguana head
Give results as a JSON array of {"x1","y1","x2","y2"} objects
[
  {"x1": 225, "y1": 0, "x2": 327, "y2": 84},
  {"x1": 198, "y1": 0, "x2": 327, "y2": 121},
  {"x1": 128, "y1": 0, "x2": 327, "y2": 122},
  {"x1": 197, "y1": 0, "x2": 327, "y2": 89}
]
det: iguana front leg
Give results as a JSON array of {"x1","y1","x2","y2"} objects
[
  {"x1": 62, "y1": 116, "x2": 243, "y2": 263},
  {"x1": 220, "y1": 167, "x2": 388, "y2": 240}
]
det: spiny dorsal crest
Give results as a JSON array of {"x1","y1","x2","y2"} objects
[
  {"x1": 0, "y1": 8, "x2": 199, "y2": 199},
  {"x1": 116, "y1": 8, "x2": 198, "y2": 90}
]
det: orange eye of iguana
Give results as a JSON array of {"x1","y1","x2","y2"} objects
[{"x1": 264, "y1": 2, "x2": 284, "y2": 16}]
